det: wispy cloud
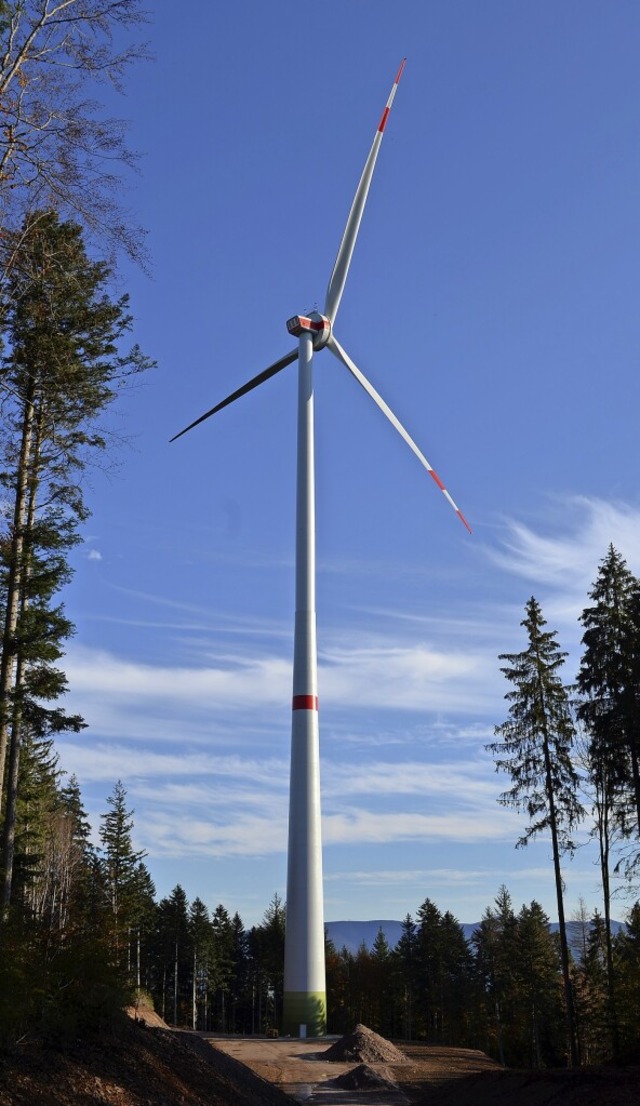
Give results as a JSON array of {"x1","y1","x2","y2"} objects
[
  {"x1": 481, "y1": 496, "x2": 640, "y2": 659},
  {"x1": 489, "y1": 496, "x2": 640, "y2": 593},
  {"x1": 139, "y1": 810, "x2": 289, "y2": 859},
  {"x1": 321, "y1": 641, "x2": 498, "y2": 714},
  {"x1": 325, "y1": 866, "x2": 550, "y2": 889},
  {"x1": 323, "y1": 809, "x2": 519, "y2": 846},
  {"x1": 323, "y1": 759, "x2": 495, "y2": 801}
]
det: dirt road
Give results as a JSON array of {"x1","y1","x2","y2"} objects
[
  {"x1": 204, "y1": 1036, "x2": 499, "y2": 1103},
  {"x1": 207, "y1": 1037, "x2": 357, "y2": 1100}
]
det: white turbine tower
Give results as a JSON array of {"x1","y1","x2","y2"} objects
[{"x1": 171, "y1": 60, "x2": 470, "y2": 1038}]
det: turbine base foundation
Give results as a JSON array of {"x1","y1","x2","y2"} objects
[{"x1": 282, "y1": 990, "x2": 327, "y2": 1038}]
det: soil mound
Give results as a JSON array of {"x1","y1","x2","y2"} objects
[
  {"x1": 323, "y1": 1023, "x2": 407, "y2": 1064},
  {"x1": 331, "y1": 1062, "x2": 399, "y2": 1090},
  {"x1": 126, "y1": 997, "x2": 168, "y2": 1029},
  {"x1": 0, "y1": 1020, "x2": 292, "y2": 1106}
]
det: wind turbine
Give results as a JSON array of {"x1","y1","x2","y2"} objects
[{"x1": 171, "y1": 59, "x2": 470, "y2": 1038}]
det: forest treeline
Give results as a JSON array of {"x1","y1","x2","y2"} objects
[{"x1": 1, "y1": 767, "x2": 640, "y2": 1070}]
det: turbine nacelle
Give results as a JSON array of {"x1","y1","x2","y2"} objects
[{"x1": 286, "y1": 312, "x2": 331, "y2": 350}]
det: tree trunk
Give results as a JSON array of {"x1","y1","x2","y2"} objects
[
  {"x1": 173, "y1": 938, "x2": 178, "y2": 1025},
  {"x1": 192, "y1": 951, "x2": 197, "y2": 1030},
  {"x1": 627, "y1": 724, "x2": 640, "y2": 838},
  {"x1": 595, "y1": 767, "x2": 620, "y2": 1058},
  {"x1": 0, "y1": 384, "x2": 36, "y2": 810},
  {"x1": 0, "y1": 657, "x2": 25, "y2": 917},
  {"x1": 543, "y1": 730, "x2": 579, "y2": 1067},
  {"x1": 1, "y1": 405, "x2": 42, "y2": 911}
]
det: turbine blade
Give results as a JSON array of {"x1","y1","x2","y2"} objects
[
  {"x1": 324, "y1": 59, "x2": 406, "y2": 323},
  {"x1": 170, "y1": 349, "x2": 298, "y2": 442},
  {"x1": 328, "y1": 335, "x2": 471, "y2": 533}
]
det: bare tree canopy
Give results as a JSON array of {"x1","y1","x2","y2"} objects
[{"x1": 0, "y1": 0, "x2": 150, "y2": 275}]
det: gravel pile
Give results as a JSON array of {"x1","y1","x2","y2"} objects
[
  {"x1": 323, "y1": 1023, "x2": 407, "y2": 1064},
  {"x1": 330, "y1": 1063, "x2": 400, "y2": 1090}
]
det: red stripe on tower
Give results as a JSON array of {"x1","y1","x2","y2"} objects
[{"x1": 292, "y1": 695, "x2": 319, "y2": 711}]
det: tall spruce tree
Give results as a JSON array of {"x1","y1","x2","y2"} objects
[
  {"x1": 393, "y1": 914, "x2": 418, "y2": 1040},
  {"x1": 210, "y1": 903, "x2": 235, "y2": 1032},
  {"x1": 250, "y1": 893, "x2": 285, "y2": 1032},
  {"x1": 0, "y1": 212, "x2": 152, "y2": 909},
  {"x1": 488, "y1": 597, "x2": 583, "y2": 1066},
  {"x1": 228, "y1": 911, "x2": 251, "y2": 1033},
  {"x1": 516, "y1": 901, "x2": 566, "y2": 1067},
  {"x1": 472, "y1": 888, "x2": 520, "y2": 1064},
  {"x1": 189, "y1": 897, "x2": 212, "y2": 1030},
  {"x1": 576, "y1": 547, "x2": 640, "y2": 1056},
  {"x1": 99, "y1": 780, "x2": 148, "y2": 971},
  {"x1": 577, "y1": 545, "x2": 640, "y2": 845}
]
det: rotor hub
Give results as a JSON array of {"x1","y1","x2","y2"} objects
[{"x1": 286, "y1": 311, "x2": 331, "y2": 350}]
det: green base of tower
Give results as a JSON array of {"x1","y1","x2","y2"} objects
[{"x1": 282, "y1": 990, "x2": 327, "y2": 1037}]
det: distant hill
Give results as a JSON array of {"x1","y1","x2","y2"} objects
[{"x1": 325, "y1": 918, "x2": 626, "y2": 957}]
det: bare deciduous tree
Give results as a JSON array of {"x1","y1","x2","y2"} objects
[{"x1": 0, "y1": 0, "x2": 150, "y2": 277}]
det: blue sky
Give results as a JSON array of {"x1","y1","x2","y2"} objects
[{"x1": 55, "y1": 1, "x2": 640, "y2": 928}]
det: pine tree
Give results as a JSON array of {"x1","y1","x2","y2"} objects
[
  {"x1": 488, "y1": 598, "x2": 583, "y2": 1066},
  {"x1": 250, "y1": 893, "x2": 285, "y2": 1032},
  {"x1": 99, "y1": 780, "x2": 147, "y2": 970},
  {"x1": 129, "y1": 861, "x2": 156, "y2": 990},
  {"x1": 189, "y1": 897, "x2": 212, "y2": 1031},
  {"x1": 516, "y1": 901, "x2": 566, "y2": 1068},
  {"x1": 228, "y1": 911, "x2": 250, "y2": 1033},
  {"x1": 392, "y1": 914, "x2": 417, "y2": 1039},
  {"x1": 369, "y1": 928, "x2": 393, "y2": 1036},
  {"x1": 211, "y1": 903, "x2": 234, "y2": 1032}
]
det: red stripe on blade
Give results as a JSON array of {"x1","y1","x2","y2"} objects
[
  {"x1": 457, "y1": 509, "x2": 473, "y2": 534},
  {"x1": 378, "y1": 106, "x2": 390, "y2": 133},
  {"x1": 395, "y1": 58, "x2": 407, "y2": 85},
  {"x1": 430, "y1": 469, "x2": 446, "y2": 492},
  {"x1": 292, "y1": 695, "x2": 319, "y2": 711}
]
